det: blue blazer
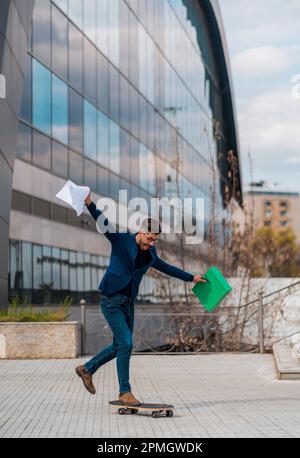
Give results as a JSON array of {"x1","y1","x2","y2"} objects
[{"x1": 86, "y1": 202, "x2": 194, "y2": 304}]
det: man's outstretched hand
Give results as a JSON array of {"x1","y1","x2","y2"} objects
[
  {"x1": 193, "y1": 275, "x2": 207, "y2": 283},
  {"x1": 85, "y1": 191, "x2": 92, "y2": 206}
]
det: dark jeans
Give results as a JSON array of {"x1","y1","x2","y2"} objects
[{"x1": 84, "y1": 293, "x2": 134, "y2": 394}]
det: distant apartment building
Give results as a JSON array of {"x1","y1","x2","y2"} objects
[{"x1": 243, "y1": 181, "x2": 300, "y2": 242}]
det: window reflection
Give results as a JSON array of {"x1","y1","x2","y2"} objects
[
  {"x1": 32, "y1": 0, "x2": 51, "y2": 66},
  {"x1": 52, "y1": 140, "x2": 68, "y2": 178},
  {"x1": 108, "y1": 0, "x2": 119, "y2": 67},
  {"x1": 96, "y1": 0, "x2": 108, "y2": 55},
  {"x1": 69, "y1": 87, "x2": 83, "y2": 153},
  {"x1": 69, "y1": 150, "x2": 83, "y2": 185},
  {"x1": 16, "y1": 123, "x2": 32, "y2": 162},
  {"x1": 97, "y1": 110, "x2": 109, "y2": 168},
  {"x1": 83, "y1": 0, "x2": 96, "y2": 42},
  {"x1": 52, "y1": 74, "x2": 68, "y2": 144},
  {"x1": 52, "y1": 5, "x2": 68, "y2": 79},
  {"x1": 84, "y1": 158, "x2": 97, "y2": 191},
  {"x1": 68, "y1": 0, "x2": 83, "y2": 29},
  {"x1": 32, "y1": 59, "x2": 51, "y2": 135},
  {"x1": 109, "y1": 120, "x2": 120, "y2": 175},
  {"x1": 68, "y1": 22, "x2": 83, "y2": 91},
  {"x1": 84, "y1": 38, "x2": 96, "y2": 104},
  {"x1": 32, "y1": 129, "x2": 51, "y2": 171},
  {"x1": 84, "y1": 100, "x2": 97, "y2": 160},
  {"x1": 97, "y1": 52, "x2": 109, "y2": 115}
]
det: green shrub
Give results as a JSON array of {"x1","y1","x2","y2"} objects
[{"x1": 0, "y1": 295, "x2": 73, "y2": 322}]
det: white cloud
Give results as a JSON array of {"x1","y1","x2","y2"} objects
[
  {"x1": 237, "y1": 88, "x2": 300, "y2": 153},
  {"x1": 286, "y1": 155, "x2": 300, "y2": 164},
  {"x1": 232, "y1": 46, "x2": 292, "y2": 76}
]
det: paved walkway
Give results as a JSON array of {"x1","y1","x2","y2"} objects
[{"x1": 0, "y1": 354, "x2": 300, "y2": 438}]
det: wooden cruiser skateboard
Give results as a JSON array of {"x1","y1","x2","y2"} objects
[{"x1": 109, "y1": 400, "x2": 174, "y2": 418}]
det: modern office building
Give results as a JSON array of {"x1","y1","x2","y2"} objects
[
  {"x1": 0, "y1": 0, "x2": 242, "y2": 307},
  {"x1": 243, "y1": 181, "x2": 300, "y2": 241}
]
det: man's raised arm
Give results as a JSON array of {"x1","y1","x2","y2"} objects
[{"x1": 85, "y1": 192, "x2": 124, "y2": 244}]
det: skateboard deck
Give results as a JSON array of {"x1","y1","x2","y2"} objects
[{"x1": 109, "y1": 400, "x2": 174, "y2": 418}]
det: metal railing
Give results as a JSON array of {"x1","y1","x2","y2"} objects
[{"x1": 79, "y1": 280, "x2": 300, "y2": 355}]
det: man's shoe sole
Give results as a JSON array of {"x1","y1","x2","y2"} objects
[{"x1": 75, "y1": 367, "x2": 96, "y2": 395}]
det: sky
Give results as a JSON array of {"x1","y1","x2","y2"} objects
[{"x1": 219, "y1": 0, "x2": 300, "y2": 190}]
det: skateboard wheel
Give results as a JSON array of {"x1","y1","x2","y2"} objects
[
  {"x1": 131, "y1": 409, "x2": 138, "y2": 414},
  {"x1": 166, "y1": 410, "x2": 173, "y2": 417},
  {"x1": 118, "y1": 408, "x2": 126, "y2": 415},
  {"x1": 151, "y1": 411, "x2": 160, "y2": 418}
]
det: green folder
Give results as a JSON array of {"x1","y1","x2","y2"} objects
[{"x1": 192, "y1": 266, "x2": 232, "y2": 312}]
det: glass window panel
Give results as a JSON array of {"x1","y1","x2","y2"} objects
[
  {"x1": 52, "y1": 75, "x2": 68, "y2": 144},
  {"x1": 109, "y1": 172, "x2": 120, "y2": 201},
  {"x1": 84, "y1": 253, "x2": 91, "y2": 292},
  {"x1": 84, "y1": 0, "x2": 96, "y2": 42},
  {"x1": 97, "y1": 166, "x2": 110, "y2": 196},
  {"x1": 12, "y1": 191, "x2": 31, "y2": 213},
  {"x1": 32, "y1": 197, "x2": 51, "y2": 219},
  {"x1": 97, "y1": 52, "x2": 109, "y2": 115},
  {"x1": 33, "y1": 245, "x2": 42, "y2": 290},
  {"x1": 129, "y1": 135, "x2": 139, "y2": 185},
  {"x1": 16, "y1": 123, "x2": 32, "y2": 162},
  {"x1": 129, "y1": 85, "x2": 138, "y2": 138},
  {"x1": 52, "y1": 5, "x2": 68, "y2": 79},
  {"x1": 68, "y1": 0, "x2": 83, "y2": 29},
  {"x1": 69, "y1": 87, "x2": 83, "y2": 152},
  {"x1": 69, "y1": 251, "x2": 77, "y2": 291},
  {"x1": 32, "y1": 59, "x2": 51, "y2": 135},
  {"x1": 22, "y1": 242, "x2": 32, "y2": 290},
  {"x1": 9, "y1": 240, "x2": 21, "y2": 291},
  {"x1": 20, "y1": 54, "x2": 32, "y2": 123},
  {"x1": 52, "y1": 140, "x2": 68, "y2": 177},
  {"x1": 138, "y1": 93, "x2": 148, "y2": 146},
  {"x1": 52, "y1": 247, "x2": 60, "y2": 290},
  {"x1": 83, "y1": 38, "x2": 96, "y2": 104},
  {"x1": 69, "y1": 150, "x2": 83, "y2": 184},
  {"x1": 120, "y1": 75, "x2": 129, "y2": 131},
  {"x1": 84, "y1": 158, "x2": 97, "y2": 191},
  {"x1": 108, "y1": 64, "x2": 119, "y2": 123},
  {"x1": 119, "y1": 0, "x2": 129, "y2": 78},
  {"x1": 84, "y1": 100, "x2": 97, "y2": 160},
  {"x1": 32, "y1": 0, "x2": 51, "y2": 66},
  {"x1": 108, "y1": 0, "x2": 119, "y2": 67},
  {"x1": 91, "y1": 255, "x2": 98, "y2": 290},
  {"x1": 138, "y1": 23, "x2": 147, "y2": 97},
  {"x1": 52, "y1": 203, "x2": 68, "y2": 223},
  {"x1": 32, "y1": 129, "x2": 51, "y2": 170},
  {"x1": 109, "y1": 120, "x2": 120, "y2": 174},
  {"x1": 42, "y1": 245, "x2": 52, "y2": 290},
  {"x1": 120, "y1": 128, "x2": 130, "y2": 181},
  {"x1": 68, "y1": 22, "x2": 83, "y2": 91},
  {"x1": 77, "y1": 252, "x2": 84, "y2": 292},
  {"x1": 61, "y1": 249, "x2": 69, "y2": 290},
  {"x1": 97, "y1": 110, "x2": 109, "y2": 168},
  {"x1": 96, "y1": 0, "x2": 108, "y2": 55},
  {"x1": 53, "y1": 0, "x2": 68, "y2": 14},
  {"x1": 128, "y1": 10, "x2": 139, "y2": 87}
]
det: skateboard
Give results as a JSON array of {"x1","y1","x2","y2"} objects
[{"x1": 109, "y1": 400, "x2": 174, "y2": 418}]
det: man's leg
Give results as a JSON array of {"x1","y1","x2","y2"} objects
[
  {"x1": 84, "y1": 337, "x2": 118, "y2": 375},
  {"x1": 117, "y1": 299, "x2": 135, "y2": 393},
  {"x1": 100, "y1": 301, "x2": 133, "y2": 394}
]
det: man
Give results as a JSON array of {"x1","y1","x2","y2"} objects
[{"x1": 76, "y1": 193, "x2": 206, "y2": 406}]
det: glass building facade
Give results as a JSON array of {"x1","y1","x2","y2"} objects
[{"x1": 9, "y1": 0, "x2": 242, "y2": 304}]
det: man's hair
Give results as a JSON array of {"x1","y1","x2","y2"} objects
[{"x1": 140, "y1": 217, "x2": 161, "y2": 234}]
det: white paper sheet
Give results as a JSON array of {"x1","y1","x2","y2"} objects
[{"x1": 55, "y1": 180, "x2": 90, "y2": 216}]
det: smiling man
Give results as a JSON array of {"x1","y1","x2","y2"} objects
[{"x1": 76, "y1": 193, "x2": 206, "y2": 406}]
